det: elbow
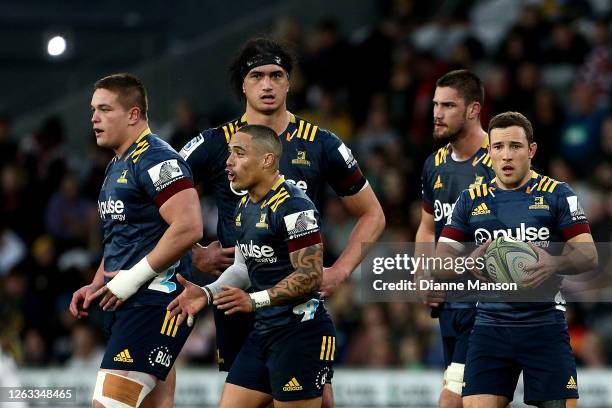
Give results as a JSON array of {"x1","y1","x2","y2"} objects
[{"x1": 178, "y1": 221, "x2": 203, "y2": 246}]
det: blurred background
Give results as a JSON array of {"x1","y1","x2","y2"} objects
[{"x1": 0, "y1": 0, "x2": 611, "y2": 406}]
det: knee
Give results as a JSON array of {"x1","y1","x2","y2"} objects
[
  {"x1": 439, "y1": 389, "x2": 463, "y2": 408},
  {"x1": 321, "y1": 384, "x2": 334, "y2": 408},
  {"x1": 93, "y1": 371, "x2": 156, "y2": 408}
]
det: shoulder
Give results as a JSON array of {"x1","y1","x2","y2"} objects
[
  {"x1": 179, "y1": 117, "x2": 242, "y2": 161},
  {"x1": 130, "y1": 134, "x2": 180, "y2": 165},
  {"x1": 217, "y1": 117, "x2": 243, "y2": 144},
  {"x1": 531, "y1": 173, "x2": 563, "y2": 195},
  {"x1": 466, "y1": 182, "x2": 492, "y2": 200},
  {"x1": 292, "y1": 114, "x2": 342, "y2": 148},
  {"x1": 421, "y1": 150, "x2": 439, "y2": 174},
  {"x1": 421, "y1": 144, "x2": 451, "y2": 169},
  {"x1": 264, "y1": 182, "x2": 314, "y2": 214}
]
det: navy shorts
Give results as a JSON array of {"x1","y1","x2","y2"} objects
[
  {"x1": 439, "y1": 308, "x2": 476, "y2": 367},
  {"x1": 226, "y1": 317, "x2": 335, "y2": 401},
  {"x1": 101, "y1": 305, "x2": 193, "y2": 380},
  {"x1": 213, "y1": 307, "x2": 255, "y2": 372},
  {"x1": 463, "y1": 324, "x2": 579, "y2": 404}
]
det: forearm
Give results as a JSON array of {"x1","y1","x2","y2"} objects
[
  {"x1": 432, "y1": 239, "x2": 465, "y2": 280},
  {"x1": 147, "y1": 221, "x2": 202, "y2": 272},
  {"x1": 266, "y1": 243, "x2": 323, "y2": 306},
  {"x1": 414, "y1": 223, "x2": 435, "y2": 280},
  {"x1": 332, "y1": 209, "x2": 385, "y2": 278},
  {"x1": 554, "y1": 242, "x2": 598, "y2": 275},
  {"x1": 92, "y1": 260, "x2": 106, "y2": 286},
  {"x1": 206, "y1": 263, "x2": 250, "y2": 296}
]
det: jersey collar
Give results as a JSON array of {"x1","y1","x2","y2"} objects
[
  {"x1": 122, "y1": 127, "x2": 152, "y2": 161},
  {"x1": 492, "y1": 170, "x2": 539, "y2": 192}
]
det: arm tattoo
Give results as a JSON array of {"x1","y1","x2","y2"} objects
[{"x1": 267, "y1": 243, "x2": 323, "y2": 306}]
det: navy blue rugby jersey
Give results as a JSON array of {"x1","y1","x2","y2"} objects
[
  {"x1": 180, "y1": 112, "x2": 366, "y2": 247},
  {"x1": 441, "y1": 171, "x2": 591, "y2": 326},
  {"x1": 420, "y1": 139, "x2": 496, "y2": 308},
  {"x1": 421, "y1": 138, "x2": 496, "y2": 240},
  {"x1": 233, "y1": 177, "x2": 328, "y2": 333},
  {"x1": 98, "y1": 128, "x2": 194, "y2": 308}
]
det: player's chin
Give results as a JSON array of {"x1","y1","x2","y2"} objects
[
  {"x1": 230, "y1": 180, "x2": 245, "y2": 191},
  {"x1": 257, "y1": 101, "x2": 282, "y2": 113}
]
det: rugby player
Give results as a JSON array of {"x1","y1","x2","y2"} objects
[
  {"x1": 170, "y1": 124, "x2": 336, "y2": 408},
  {"x1": 437, "y1": 112, "x2": 597, "y2": 408},
  {"x1": 415, "y1": 70, "x2": 495, "y2": 408},
  {"x1": 179, "y1": 37, "x2": 385, "y2": 406},
  {"x1": 69, "y1": 73, "x2": 203, "y2": 408}
]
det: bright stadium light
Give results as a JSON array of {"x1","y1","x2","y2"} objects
[{"x1": 47, "y1": 35, "x2": 67, "y2": 57}]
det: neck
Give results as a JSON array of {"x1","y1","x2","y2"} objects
[
  {"x1": 115, "y1": 123, "x2": 149, "y2": 158},
  {"x1": 450, "y1": 123, "x2": 487, "y2": 161},
  {"x1": 249, "y1": 171, "x2": 281, "y2": 202},
  {"x1": 244, "y1": 105, "x2": 290, "y2": 136}
]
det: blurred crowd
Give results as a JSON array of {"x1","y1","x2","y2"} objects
[{"x1": 1, "y1": 0, "x2": 611, "y2": 373}]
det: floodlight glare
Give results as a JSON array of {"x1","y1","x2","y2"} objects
[{"x1": 47, "y1": 36, "x2": 67, "y2": 56}]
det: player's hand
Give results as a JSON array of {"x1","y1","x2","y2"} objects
[
  {"x1": 90, "y1": 284, "x2": 124, "y2": 312},
  {"x1": 167, "y1": 273, "x2": 208, "y2": 327},
  {"x1": 192, "y1": 241, "x2": 234, "y2": 277},
  {"x1": 320, "y1": 266, "x2": 350, "y2": 298},
  {"x1": 466, "y1": 239, "x2": 491, "y2": 281},
  {"x1": 213, "y1": 285, "x2": 254, "y2": 315},
  {"x1": 523, "y1": 244, "x2": 556, "y2": 288},
  {"x1": 69, "y1": 282, "x2": 104, "y2": 318},
  {"x1": 413, "y1": 275, "x2": 445, "y2": 307}
]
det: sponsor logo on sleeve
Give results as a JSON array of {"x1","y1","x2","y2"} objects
[
  {"x1": 566, "y1": 196, "x2": 586, "y2": 221},
  {"x1": 337, "y1": 143, "x2": 357, "y2": 168},
  {"x1": 284, "y1": 210, "x2": 319, "y2": 240},
  {"x1": 179, "y1": 134, "x2": 205, "y2": 160},
  {"x1": 147, "y1": 159, "x2": 184, "y2": 191}
]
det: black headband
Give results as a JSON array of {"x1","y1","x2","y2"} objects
[{"x1": 242, "y1": 54, "x2": 290, "y2": 79}]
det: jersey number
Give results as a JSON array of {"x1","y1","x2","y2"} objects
[
  {"x1": 148, "y1": 261, "x2": 179, "y2": 293},
  {"x1": 292, "y1": 299, "x2": 319, "y2": 322}
]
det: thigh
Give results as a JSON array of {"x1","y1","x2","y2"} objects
[
  {"x1": 518, "y1": 325, "x2": 579, "y2": 405},
  {"x1": 226, "y1": 332, "x2": 272, "y2": 396},
  {"x1": 213, "y1": 306, "x2": 255, "y2": 371},
  {"x1": 140, "y1": 365, "x2": 175, "y2": 408},
  {"x1": 321, "y1": 383, "x2": 334, "y2": 408},
  {"x1": 219, "y1": 383, "x2": 272, "y2": 408},
  {"x1": 440, "y1": 308, "x2": 476, "y2": 367},
  {"x1": 462, "y1": 326, "x2": 521, "y2": 402},
  {"x1": 101, "y1": 306, "x2": 193, "y2": 380},
  {"x1": 267, "y1": 318, "x2": 336, "y2": 402}
]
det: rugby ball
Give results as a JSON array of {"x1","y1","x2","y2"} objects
[{"x1": 484, "y1": 236, "x2": 538, "y2": 288}]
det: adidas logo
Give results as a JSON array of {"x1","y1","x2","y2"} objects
[
  {"x1": 433, "y1": 175, "x2": 443, "y2": 190},
  {"x1": 283, "y1": 377, "x2": 303, "y2": 392},
  {"x1": 566, "y1": 376, "x2": 577, "y2": 390},
  {"x1": 113, "y1": 349, "x2": 134, "y2": 363},
  {"x1": 471, "y1": 203, "x2": 491, "y2": 216}
]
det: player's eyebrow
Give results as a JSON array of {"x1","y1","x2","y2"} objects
[
  {"x1": 432, "y1": 100, "x2": 456, "y2": 106},
  {"x1": 92, "y1": 103, "x2": 112, "y2": 109},
  {"x1": 230, "y1": 145, "x2": 246, "y2": 152}
]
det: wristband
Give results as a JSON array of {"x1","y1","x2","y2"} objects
[
  {"x1": 106, "y1": 256, "x2": 157, "y2": 301},
  {"x1": 202, "y1": 285, "x2": 214, "y2": 305},
  {"x1": 249, "y1": 290, "x2": 271, "y2": 309}
]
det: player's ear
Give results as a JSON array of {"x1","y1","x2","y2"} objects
[
  {"x1": 468, "y1": 102, "x2": 480, "y2": 120},
  {"x1": 262, "y1": 152, "x2": 274, "y2": 169},
  {"x1": 128, "y1": 107, "x2": 140, "y2": 124},
  {"x1": 528, "y1": 142, "x2": 537, "y2": 159}
]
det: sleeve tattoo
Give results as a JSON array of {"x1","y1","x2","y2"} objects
[{"x1": 267, "y1": 243, "x2": 323, "y2": 305}]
